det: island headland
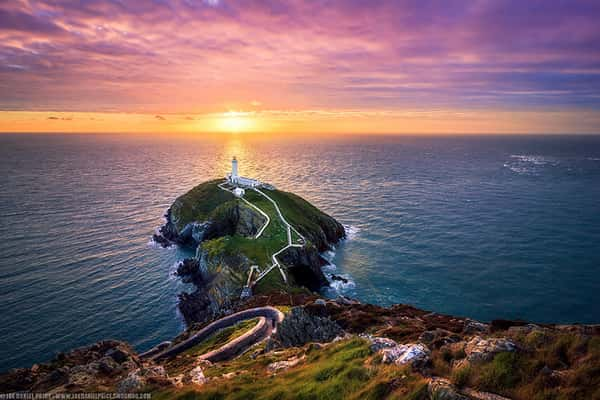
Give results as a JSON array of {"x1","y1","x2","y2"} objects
[
  {"x1": 1, "y1": 159, "x2": 598, "y2": 399},
  {"x1": 153, "y1": 158, "x2": 345, "y2": 324}
]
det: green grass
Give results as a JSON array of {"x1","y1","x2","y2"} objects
[
  {"x1": 155, "y1": 338, "x2": 429, "y2": 400},
  {"x1": 171, "y1": 179, "x2": 235, "y2": 231},
  {"x1": 170, "y1": 181, "x2": 333, "y2": 295},
  {"x1": 253, "y1": 267, "x2": 287, "y2": 295},
  {"x1": 164, "y1": 319, "x2": 259, "y2": 375},
  {"x1": 264, "y1": 189, "x2": 329, "y2": 241}
]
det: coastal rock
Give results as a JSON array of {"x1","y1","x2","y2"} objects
[
  {"x1": 330, "y1": 274, "x2": 348, "y2": 284},
  {"x1": 428, "y1": 378, "x2": 468, "y2": 400},
  {"x1": 188, "y1": 366, "x2": 206, "y2": 385},
  {"x1": 273, "y1": 307, "x2": 344, "y2": 347},
  {"x1": 419, "y1": 329, "x2": 462, "y2": 349},
  {"x1": 117, "y1": 365, "x2": 169, "y2": 393},
  {"x1": 160, "y1": 179, "x2": 347, "y2": 328},
  {"x1": 465, "y1": 336, "x2": 516, "y2": 362},
  {"x1": 314, "y1": 298, "x2": 327, "y2": 306},
  {"x1": 278, "y1": 245, "x2": 329, "y2": 291},
  {"x1": 364, "y1": 335, "x2": 399, "y2": 352},
  {"x1": 267, "y1": 355, "x2": 305, "y2": 373},
  {"x1": 176, "y1": 258, "x2": 203, "y2": 285},
  {"x1": 463, "y1": 320, "x2": 489, "y2": 335},
  {"x1": 0, "y1": 340, "x2": 140, "y2": 393},
  {"x1": 380, "y1": 343, "x2": 431, "y2": 368},
  {"x1": 178, "y1": 288, "x2": 213, "y2": 325}
]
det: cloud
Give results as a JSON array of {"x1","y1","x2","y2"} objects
[
  {"x1": 155, "y1": 115, "x2": 166, "y2": 120},
  {"x1": 0, "y1": 0, "x2": 598, "y2": 114},
  {"x1": 47, "y1": 116, "x2": 72, "y2": 120}
]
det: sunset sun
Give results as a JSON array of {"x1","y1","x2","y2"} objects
[{"x1": 217, "y1": 112, "x2": 256, "y2": 133}]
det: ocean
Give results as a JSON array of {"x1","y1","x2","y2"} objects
[{"x1": 1, "y1": 133, "x2": 599, "y2": 371}]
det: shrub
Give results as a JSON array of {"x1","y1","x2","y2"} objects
[
  {"x1": 451, "y1": 365, "x2": 471, "y2": 388},
  {"x1": 477, "y1": 352, "x2": 522, "y2": 392},
  {"x1": 406, "y1": 383, "x2": 429, "y2": 400}
]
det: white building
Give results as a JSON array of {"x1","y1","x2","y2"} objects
[
  {"x1": 227, "y1": 157, "x2": 262, "y2": 188},
  {"x1": 233, "y1": 187, "x2": 245, "y2": 197}
]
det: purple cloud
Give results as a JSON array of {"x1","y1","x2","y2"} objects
[{"x1": 0, "y1": 0, "x2": 598, "y2": 112}]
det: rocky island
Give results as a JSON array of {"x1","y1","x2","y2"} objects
[
  {"x1": 1, "y1": 173, "x2": 598, "y2": 400},
  {"x1": 153, "y1": 175, "x2": 345, "y2": 325}
]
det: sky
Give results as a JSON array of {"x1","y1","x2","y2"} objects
[{"x1": 1, "y1": 0, "x2": 600, "y2": 134}]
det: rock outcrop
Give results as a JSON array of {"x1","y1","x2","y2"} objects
[
  {"x1": 155, "y1": 179, "x2": 345, "y2": 326},
  {"x1": 0, "y1": 341, "x2": 146, "y2": 393},
  {"x1": 272, "y1": 306, "x2": 344, "y2": 348},
  {"x1": 464, "y1": 336, "x2": 516, "y2": 362},
  {"x1": 278, "y1": 245, "x2": 329, "y2": 291},
  {"x1": 428, "y1": 378, "x2": 469, "y2": 400},
  {"x1": 366, "y1": 336, "x2": 431, "y2": 369}
]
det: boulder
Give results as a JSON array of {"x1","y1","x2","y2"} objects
[
  {"x1": 176, "y1": 258, "x2": 203, "y2": 285},
  {"x1": 463, "y1": 320, "x2": 489, "y2": 335},
  {"x1": 117, "y1": 365, "x2": 169, "y2": 393},
  {"x1": 428, "y1": 378, "x2": 468, "y2": 400},
  {"x1": 274, "y1": 307, "x2": 344, "y2": 347},
  {"x1": 314, "y1": 299, "x2": 327, "y2": 306},
  {"x1": 363, "y1": 335, "x2": 399, "y2": 352},
  {"x1": 381, "y1": 343, "x2": 430, "y2": 369},
  {"x1": 419, "y1": 329, "x2": 461, "y2": 349},
  {"x1": 267, "y1": 355, "x2": 305, "y2": 373},
  {"x1": 465, "y1": 336, "x2": 516, "y2": 362},
  {"x1": 188, "y1": 366, "x2": 206, "y2": 385}
]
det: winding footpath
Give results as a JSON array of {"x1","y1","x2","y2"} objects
[
  {"x1": 140, "y1": 183, "x2": 300, "y2": 364},
  {"x1": 140, "y1": 306, "x2": 284, "y2": 362},
  {"x1": 217, "y1": 180, "x2": 305, "y2": 287}
]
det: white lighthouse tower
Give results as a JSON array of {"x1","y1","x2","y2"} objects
[
  {"x1": 231, "y1": 156, "x2": 239, "y2": 183},
  {"x1": 226, "y1": 156, "x2": 262, "y2": 189}
]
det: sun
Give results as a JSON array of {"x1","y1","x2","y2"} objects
[{"x1": 217, "y1": 111, "x2": 255, "y2": 133}]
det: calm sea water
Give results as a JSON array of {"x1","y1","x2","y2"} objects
[{"x1": 1, "y1": 133, "x2": 599, "y2": 371}]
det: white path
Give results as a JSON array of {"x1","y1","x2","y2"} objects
[
  {"x1": 217, "y1": 180, "x2": 305, "y2": 289},
  {"x1": 218, "y1": 182, "x2": 270, "y2": 239}
]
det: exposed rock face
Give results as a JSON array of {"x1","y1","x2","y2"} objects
[
  {"x1": 463, "y1": 320, "x2": 490, "y2": 335},
  {"x1": 428, "y1": 378, "x2": 469, "y2": 400},
  {"x1": 155, "y1": 180, "x2": 346, "y2": 326},
  {"x1": 176, "y1": 258, "x2": 202, "y2": 285},
  {"x1": 464, "y1": 336, "x2": 516, "y2": 362},
  {"x1": 0, "y1": 341, "x2": 142, "y2": 393},
  {"x1": 381, "y1": 343, "x2": 431, "y2": 368},
  {"x1": 267, "y1": 355, "x2": 306, "y2": 373},
  {"x1": 278, "y1": 245, "x2": 329, "y2": 291},
  {"x1": 178, "y1": 251, "x2": 254, "y2": 325},
  {"x1": 330, "y1": 274, "x2": 348, "y2": 284},
  {"x1": 296, "y1": 211, "x2": 345, "y2": 252},
  {"x1": 178, "y1": 289, "x2": 213, "y2": 325},
  {"x1": 273, "y1": 307, "x2": 344, "y2": 347},
  {"x1": 363, "y1": 335, "x2": 431, "y2": 369},
  {"x1": 117, "y1": 365, "x2": 169, "y2": 393},
  {"x1": 419, "y1": 329, "x2": 462, "y2": 349},
  {"x1": 154, "y1": 202, "x2": 266, "y2": 249},
  {"x1": 188, "y1": 366, "x2": 206, "y2": 385}
]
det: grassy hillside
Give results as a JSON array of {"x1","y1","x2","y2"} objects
[
  {"x1": 154, "y1": 338, "x2": 430, "y2": 400},
  {"x1": 169, "y1": 179, "x2": 343, "y2": 294},
  {"x1": 267, "y1": 189, "x2": 334, "y2": 240},
  {"x1": 171, "y1": 179, "x2": 236, "y2": 231}
]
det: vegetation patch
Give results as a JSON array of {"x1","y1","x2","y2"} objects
[
  {"x1": 171, "y1": 179, "x2": 235, "y2": 231},
  {"x1": 156, "y1": 338, "x2": 428, "y2": 400},
  {"x1": 164, "y1": 318, "x2": 259, "y2": 375}
]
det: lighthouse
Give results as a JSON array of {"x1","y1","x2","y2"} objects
[
  {"x1": 227, "y1": 157, "x2": 262, "y2": 188},
  {"x1": 231, "y1": 156, "x2": 239, "y2": 182}
]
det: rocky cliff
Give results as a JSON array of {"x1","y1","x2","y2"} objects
[
  {"x1": 3, "y1": 295, "x2": 598, "y2": 400},
  {"x1": 154, "y1": 179, "x2": 345, "y2": 325}
]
